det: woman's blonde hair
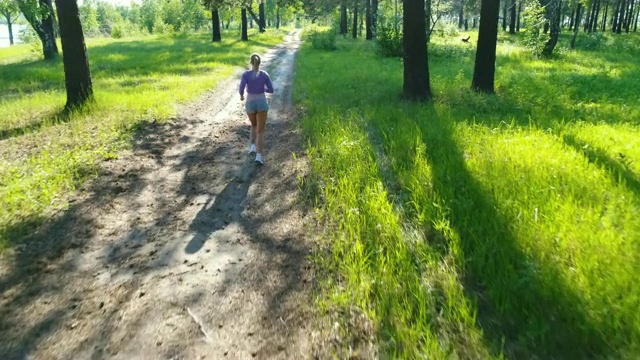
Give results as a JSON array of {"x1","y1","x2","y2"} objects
[{"x1": 250, "y1": 53, "x2": 261, "y2": 66}]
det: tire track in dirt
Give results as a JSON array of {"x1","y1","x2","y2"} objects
[{"x1": 0, "y1": 30, "x2": 312, "y2": 359}]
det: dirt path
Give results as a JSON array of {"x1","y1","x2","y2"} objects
[{"x1": 0, "y1": 30, "x2": 314, "y2": 359}]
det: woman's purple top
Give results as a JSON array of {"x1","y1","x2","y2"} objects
[{"x1": 239, "y1": 70, "x2": 274, "y2": 99}]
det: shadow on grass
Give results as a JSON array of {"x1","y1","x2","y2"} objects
[
  {"x1": 563, "y1": 133, "x2": 640, "y2": 195},
  {"x1": 0, "y1": 106, "x2": 75, "y2": 140},
  {"x1": 408, "y1": 112, "x2": 625, "y2": 358}
]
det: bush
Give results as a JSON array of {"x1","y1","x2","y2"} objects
[
  {"x1": 580, "y1": 32, "x2": 606, "y2": 49},
  {"x1": 111, "y1": 23, "x2": 124, "y2": 38},
  {"x1": 18, "y1": 26, "x2": 43, "y2": 58},
  {"x1": 376, "y1": 15, "x2": 402, "y2": 57},
  {"x1": 308, "y1": 27, "x2": 337, "y2": 51}
]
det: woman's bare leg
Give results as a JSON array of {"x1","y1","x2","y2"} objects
[
  {"x1": 248, "y1": 112, "x2": 258, "y2": 144},
  {"x1": 256, "y1": 111, "x2": 268, "y2": 154}
]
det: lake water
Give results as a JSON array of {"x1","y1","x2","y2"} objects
[{"x1": 0, "y1": 23, "x2": 28, "y2": 48}]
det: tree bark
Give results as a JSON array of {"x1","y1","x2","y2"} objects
[
  {"x1": 589, "y1": 0, "x2": 599, "y2": 32},
  {"x1": 18, "y1": 0, "x2": 59, "y2": 59},
  {"x1": 365, "y1": 0, "x2": 373, "y2": 39},
  {"x1": 55, "y1": 0, "x2": 93, "y2": 109},
  {"x1": 517, "y1": 1, "x2": 521, "y2": 31},
  {"x1": 571, "y1": 3, "x2": 582, "y2": 48},
  {"x1": 569, "y1": 6, "x2": 575, "y2": 30},
  {"x1": 625, "y1": 0, "x2": 635, "y2": 31},
  {"x1": 601, "y1": 2, "x2": 608, "y2": 30},
  {"x1": 426, "y1": 0, "x2": 432, "y2": 41},
  {"x1": 212, "y1": 10, "x2": 221, "y2": 42},
  {"x1": 616, "y1": 0, "x2": 626, "y2": 32},
  {"x1": 276, "y1": 5, "x2": 280, "y2": 29},
  {"x1": 259, "y1": 0, "x2": 266, "y2": 32},
  {"x1": 465, "y1": 18, "x2": 469, "y2": 30},
  {"x1": 5, "y1": 15, "x2": 14, "y2": 44},
  {"x1": 372, "y1": 0, "x2": 378, "y2": 36},
  {"x1": 593, "y1": 0, "x2": 602, "y2": 31},
  {"x1": 472, "y1": 0, "x2": 500, "y2": 92},
  {"x1": 340, "y1": 1, "x2": 348, "y2": 34},
  {"x1": 542, "y1": 0, "x2": 561, "y2": 56},
  {"x1": 352, "y1": 0, "x2": 358, "y2": 38},
  {"x1": 612, "y1": 0, "x2": 620, "y2": 31},
  {"x1": 458, "y1": 5, "x2": 464, "y2": 28},
  {"x1": 403, "y1": 0, "x2": 431, "y2": 100},
  {"x1": 241, "y1": 8, "x2": 248, "y2": 40},
  {"x1": 502, "y1": 0, "x2": 507, "y2": 31},
  {"x1": 509, "y1": 0, "x2": 516, "y2": 33}
]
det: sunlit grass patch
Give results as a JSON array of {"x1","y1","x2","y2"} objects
[{"x1": 297, "y1": 31, "x2": 640, "y2": 358}]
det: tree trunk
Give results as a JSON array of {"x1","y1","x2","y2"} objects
[
  {"x1": 403, "y1": 0, "x2": 431, "y2": 100},
  {"x1": 571, "y1": 3, "x2": 582, "y2": 48},
  {"x1": 612, "y1": 0, "x2": 620, "y2": 31},
  {"x1": 18, "y1": 0, "x2": 60, "y2": 59},
  {"x1": 616, "y1": 0, "x2": 626, "y2": 32},
  {"x1": 259, "y1": 0, "x2": 266, "y2": 32},
  {"x1": 471, "y1": 0, "x2": 500, "y2": 92},
  {"x1": 241, "y1": 8, "x2": 248, "y2": 40},
  {"x1": 352, "y1": 0, "x2": 358, "y2": 38},
  {"x1": 509, "y1": 0, "x2": 516, "y2": 33},
  {"x1": 276, "y1": 5, "x2": 280, "y2": 29},
  {"x1": 56, "y1": 0, "x2": 93, "y2": 109},
  {"x1": 635, "y1": 4, "x2": 639, "y2": 30},
  {"x1": 602, "y1": 2, "x2": 608, "y2": 30},
  {"x1": 7, "y1": 18, "x2": 14, "y2": 45},
  {"x1": 340, "y1": 1, "x2": 348, "y2": 34},
  {"x1": 588, "y1": 0, "x2": 598, "y2": 32},
  {"x1": 426, "y1": 0, "x2": 432, "y2": 41},
  {"x1": 366, "y1": 0, "x2": 373, "y2": 39},
  {"x1": 212, "y1": 10, "x2": 221, "y2": 42},
  {"x1": 625, "y1": 0, "x2": 635, "y2": 31},
  {"x1": 372, "y1": 0, "x2": 378, "y2": 36},
  {"x1": 569, "y1": 6, "x2": 575, "y2": 29},
  {"x1": 542, "y1": 0, "x2": 561, "y2": 56},
  {"x1": 594, "y1": 0, "x2": 602, "y2": 31},
  {"x1": 502, "y1": 0, "x2": 507, "y2": 30},
  {"x1": 517, "y1": 1, "x2": 521, "y2": 30},
  {"x1": 465, "y1": 18, "x2": 469, "y2": 30},
  {"x1": 459, "y1": 6, "x2": 464, "y2": 28}
]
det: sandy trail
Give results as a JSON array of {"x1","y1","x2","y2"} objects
[{"x1": 0, "y1": 30, "x2": 313, "y2": 359}]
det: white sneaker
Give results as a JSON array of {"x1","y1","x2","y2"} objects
[
  {"x1": 255, "y1": 153, "x2": 264, "y2": 165},
  {"x1": 249, "y1": 143, "x2": 256, "y2": 155}
]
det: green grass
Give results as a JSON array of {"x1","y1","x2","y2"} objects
[
  {"x1": 0, "y1": 29, "x2": 289, "y2": 252},
  {"x1": 296, "y1": 31, "x2": 640, "y2": 358}
]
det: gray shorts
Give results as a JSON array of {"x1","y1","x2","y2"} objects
[{"x1": 245, "y1": 98, "x2": 269, "y2": 113}]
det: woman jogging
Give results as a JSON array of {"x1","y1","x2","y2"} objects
[{"x1": 239, "y1": 53, "x2": 274, "y2": 165}]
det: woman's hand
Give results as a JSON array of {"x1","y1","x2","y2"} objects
[{"x1": 240, "y1": 95, "x2": 245, "y2": 101}]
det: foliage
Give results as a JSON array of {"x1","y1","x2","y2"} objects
[
  {"x1": 579, "y1": 32, "x2": 606, "y2": 49},
  {"x1": 522, "y1": 0, "x2": 547, "y2": 56},
  {"x1": 294, "y1": 33, "x2": 640, "y2": 358},
  {"x1": 0, "y1": 0, "x2": 20, "y2": 23},
  {"x1": 80, "y1": 0, "x2": 101, "y2": 36},
  {"x1": 375, "y1": 13, "x2": 402, "y2": 57},
  {"x1": 0, "y1": 29, "x2": 289, "y2": 252},
  {"x1": 308, "y1": 25, "x2": 336, "y2": 50}
]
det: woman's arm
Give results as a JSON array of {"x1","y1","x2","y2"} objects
[
  {"x1": 239, "y1": 72, "x2": 247, "y2": 98},
  {"x1": 264, "y1": 74, "x2": 274, "y2": 94}
]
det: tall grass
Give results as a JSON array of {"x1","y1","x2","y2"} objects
[
  {"x1": 296, "y1": 33, "x2": 640, "y2": 358},
  {"x1": 0, "y1": 29, "x2": 289, "y2": 251}
]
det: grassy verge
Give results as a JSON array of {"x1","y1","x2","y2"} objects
[
  {"x1": 0, "y1": 29, "x2": 289, "y2": 252},
  {"x1": 296, "y1": 32, "x2": 640, "y2": 358}
]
